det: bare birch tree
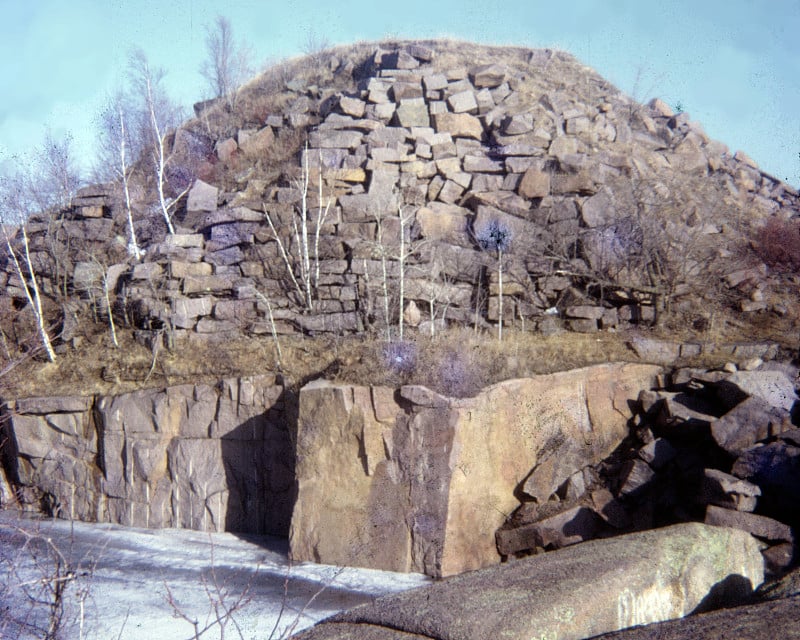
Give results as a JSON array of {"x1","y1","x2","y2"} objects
[
  {"x1": 127, "y1": 48, "x2": 185, "y2": 234},
  {"x1": 263, "y1": 143, "x2": 331, "y2": 311},
  {"x1": 200, "y1": 15, "x2": 252, "y2": 109},
  {"x1": 94, "y1": 92, "x2": 143, "y2": 259}
]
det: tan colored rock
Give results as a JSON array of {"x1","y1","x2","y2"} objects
[
  {"x1": 2, "y1": 376, "x2": 291, "y2": 534},
  {"x1": 517, "y1": 167, "x2": 550, "y2": 198},
  {"x1": 214, "y1": 138, "x2": 239, "y2": 162},
  {"x1": 648, "y1": 97, "x2": 675, "y2": 117},
  {"x1": 403, "y1": 300, "x2": 421, "y2": 327},
  {"x1": 238, "y1": 126, "x2": 274, "y2": 157},
  {"x1": 186, "y1": 179, "x2": 219, "y2": 213},
  {"x1": 469, "y1": 63, "x2": 507, "y2": 88},
  {"x1": 339, "y1": 95, "x2": 366, "y2": 117},
  {"x1": 432, "y1": 112, "x2": 483, "y2": 140},
  {"x1": 290, "y1": 363, "x2": 661, "y2": 577},
  {"x1": 414, "y1": 203, "x2": 469, "y2": 242}
]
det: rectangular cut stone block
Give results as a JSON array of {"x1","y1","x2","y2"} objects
[{"x1": 290, "y1": 363, "x2": 662, "y2": 578}]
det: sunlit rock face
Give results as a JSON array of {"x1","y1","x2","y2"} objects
[{"x1": 289, "y1": 362, "x2": 661, "y2": 577}]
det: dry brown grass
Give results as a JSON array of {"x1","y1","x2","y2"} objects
[{"x1": 3, "y1": 306, "x2": 797, "y2": 401}]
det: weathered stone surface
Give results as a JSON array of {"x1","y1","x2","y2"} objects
[
  {"x1": 432, "y1": 112, "x2": 483, "y2": 140},
  {"x1": 238, "y1": 125, "x2": 275, "y2": 157},
  {"x1": 132, "y1": 262, "x2": 163, "y2": 280},
  {"x1": 312, "y1": 524, "x2": 763, "y2": 640},
  {"x1": 699, "y1": 469, "x2": 761, "y2": 512},
  {"x1": 731, "y1": 439, "x2": 800, "y2": 519},
  {"x1": 186, "y1": 179, "x2": 219, "y2": 212},
  {"x1": 447, "y1": 90, "x2": 478, "y2": 114},
  {"x1": 718, "y1": 370, "x2": 798, "y2": 413},
  {"x1": 469, "y1": 63, "x2": 507, "y2": 88},
  {"x1": 295, "y1": 623, "x2": 429, "y2": 640},
  {"x1": 395, "y1": 98, "x2": 429, "y2": 128},
  {"x1": 638, "y1": 437, "x2": 677, "y2": 469},
  {"x1": 628, "y1": 336, "x2": 681, "y2": 365},
  {"x1": 414, "y1": 203, "x2": 469, "y2": 242},
  {"x1": 617, "y1": 459, "x2": 656, "y2": 498},
  {"x1": 710, "y1": 395, "x2": 791, "y2": 456},
  {"x1": 2, "y1": 377, "x2": 292, "y2": 535},
  {"x1": 496, "y1": 505, "x2": 601, "y2": 555},
  {"x1": 517, "y1": 167, "x2": 550, "y2": 198},
  {"x1": 580, "y1": 189, "x2": 615, "y2": 227},
  {"x1": 290, "y1": 363, "x2": 661, "y2": 577}
]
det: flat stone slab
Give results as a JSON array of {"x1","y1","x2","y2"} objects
[{"x1": 296, "y1": 523, "x2": 763, "y2": 640}]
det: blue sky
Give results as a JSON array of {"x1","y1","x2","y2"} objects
[{"x1": 1, "y1": 0, "x2": 799, "y2": 184}]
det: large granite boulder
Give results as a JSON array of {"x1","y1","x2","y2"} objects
[
  {"x1": 289, "y1": 363, "x2": 662, "y2": 577},
  {"x1": 295, "y1": 523, "x2": 763, "y2": 640}
]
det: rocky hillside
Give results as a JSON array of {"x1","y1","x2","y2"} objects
[{"x1": 1, "y1": 40, "x2": 798, "y2": 395}]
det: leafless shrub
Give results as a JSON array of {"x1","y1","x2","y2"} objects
[
  {"x1": 164, "y1": 538, "x2": 260, "y2": 640},
  {"x1": 200, "y1": 15, "x2": 253, "y2": 110},
  {"x1": 754, "y1": 216, "x2": 800, "y2": 272},
  {"x1": 0, "y1": 518, "x2": 100, "y2": 639}
]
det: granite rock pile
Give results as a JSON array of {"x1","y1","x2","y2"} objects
[
  {"x1": 497, "y1": 359, "x2": 799, "y2": 577},
  {"x1": 2, "y1": 41, "x2": 798, "y2": 348}
]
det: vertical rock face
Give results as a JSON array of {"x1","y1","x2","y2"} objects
[
  {"x1": 1, "y1": 375, "x2": 294, "y2": 536},
  {"x1": 290, "y1": 362, "x2": 662, "y2": 577}
]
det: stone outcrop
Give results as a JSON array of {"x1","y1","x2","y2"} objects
[
  {"x1": 0, "y1": 375, "x2": 294, "y2": 535},
  {"x1": 289, "y1": 362, "x2": 661, "y2": 577},
  {"x1": 295, "y1": 523, "x2": 764, "y2": 640}
]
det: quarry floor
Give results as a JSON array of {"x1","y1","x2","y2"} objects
[{"x1": 0, "y1": 510, "x2": 430, "y2": 640}]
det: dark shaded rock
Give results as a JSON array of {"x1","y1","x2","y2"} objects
[
  {"x1": 731, "y1": 440, "x2": 800, "y2": 524},
  {"x1": 705, "y1": 504, "x2": 793, "y2": 543},
  {"x1": 590, "y1": 488, "x2": 631, "y2": 528},
  {"x1": 699, "y1": 469, "x2": 761, "y2": 512},
  {"x1": 637, "y1": 437, "x2": 677, "y2": 470},
  {"x1": 758, "y1": 566, "x2": 800, "y2": 601},
  {"x1": 496, "y1": 505, "x2": 602, "y2": 555},
  {"x1": 710, "y1": 395, "x2": 791, "y2": 456},
  {"x1": 589, "y1": 595, "x2": 800, "y2": 640},
  {"x1": 618, "y1": 459, "x2": 656, "y2": 498},
  {"x1": 657, "y1": 395, "x2": 717, "y2": 439}
]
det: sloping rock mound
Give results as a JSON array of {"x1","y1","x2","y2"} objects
[
  {"x1": 294, "y1": 523, "x2": 763, "y2": 640},
  {"x1": 2, "y1": 40, "x2": 798, "y2": 362},
  {"x1": 289, "y1": 363, "x2": 661, "y2": 577}
]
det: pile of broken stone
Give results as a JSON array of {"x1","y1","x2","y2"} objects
[{"x1": 497, "y1": 359, "x2": 799, "y2": 577}]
